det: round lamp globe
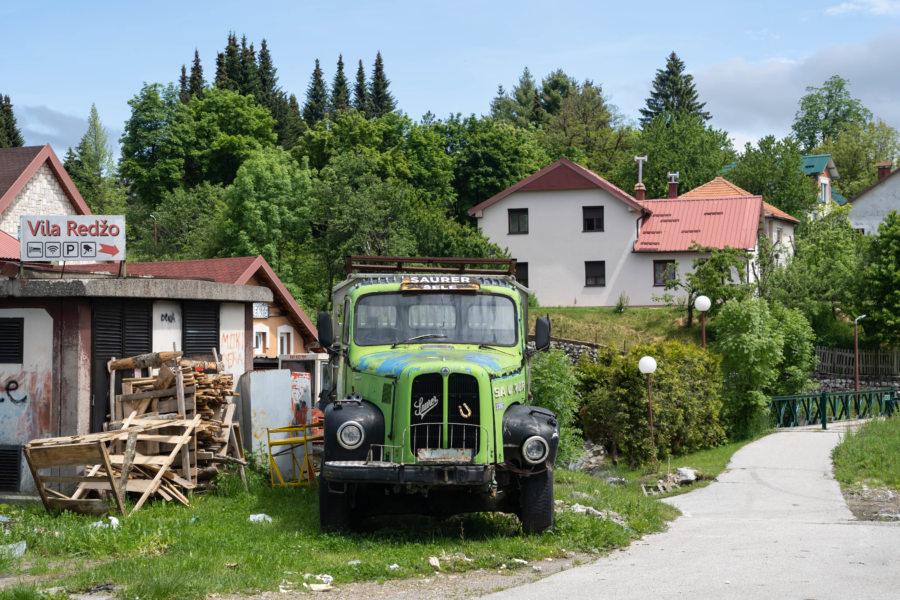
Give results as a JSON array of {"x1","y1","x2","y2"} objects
[
  {"x1": 638, "y1": 356, "x2": 657, "y2": 375},
  {"x1": 694, "y1": 295, "x2": 711, "y2": 313}
]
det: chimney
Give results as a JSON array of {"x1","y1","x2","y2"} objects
[
  {"x1": 634, "y1": 155, "x2": 648, "y2": 201},
  {"x1": 667, "y1": 171, "x2": 680, "y2": 198},
  {"x1": 877, "y1": 161, "x2": 892, "y2": 181},
  {"x1": 634, "y1": 183, "x2": 646, "y2": 201}
]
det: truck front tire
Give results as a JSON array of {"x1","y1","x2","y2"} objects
[{"x1": 519, "y1": 469, "x2": 554, "y2": 534}]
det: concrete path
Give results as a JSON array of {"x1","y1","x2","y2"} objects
[{"x1": 481, "y1": 423, "x2": 899, "y2": 600}]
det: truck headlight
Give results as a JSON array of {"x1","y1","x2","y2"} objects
[
  {"x1": 337, "y1": 421, "x2": 365, "y2": 450},
  {"x1": 522, "y1": 435, "x2": 549, "y2": 464}
]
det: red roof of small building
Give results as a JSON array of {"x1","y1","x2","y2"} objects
[
  {"x1": 0, "y1": 230, "x2": 19, "y2": 260},
  {"x1": 62, "y1": 256, "x2": 317, "y2": 343},
  {"x1": 467, "y1": 158, "x2": 647, "y2": 217},
  {"x1": 680, "y1": 177, "x2": 799, "y2": 224},
  {"x1": 0, "y1": 145, "x2": 91, "y2": 216},
  {"x1": 635, "y1": 196, "x2": 763, "y2": 252}
]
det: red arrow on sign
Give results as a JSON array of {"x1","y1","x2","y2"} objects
[{"x1": 99, "y1": 244, "x2": 120, "y2": 257}]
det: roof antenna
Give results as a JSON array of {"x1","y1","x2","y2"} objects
[{"x1": 667, "y1": 171, "x2": 679, "y2": 183}]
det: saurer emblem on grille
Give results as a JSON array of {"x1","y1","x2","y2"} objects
[
  {"x1": 458, "y1": 403, "x2": 472, "y2": 418},
  {"x1": 414, "y1": 395, "x2": 440, "y2": 418}
]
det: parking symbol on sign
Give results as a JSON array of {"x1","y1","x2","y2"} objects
[{"x1": 63, "y1": 242, "x2": 79, "y2": 258}]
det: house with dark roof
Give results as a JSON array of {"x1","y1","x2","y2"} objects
[
  {"x1": 849, "y1": 162, "x2": 899, "y2": 235},
  {"x1": 0, "y1": 145, "x2": 91, "y2": 259},
  {"x1": 468, "y1": 159, "x2": 798, "y2": 307}
]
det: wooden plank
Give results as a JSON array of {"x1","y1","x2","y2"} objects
[
  {"x1": 130, "y1": 415, "x2": 201, "y2": 515},
  {"x1": 229, "y1": 424, "x2": 248, "y2": 491},
  {"x1": 46, "y1": 498, "x2": 113, "y2": 515},
  {"x1": 118, "y1": 385, "x2": 196, "y2": 403},
  {"x1": 71, "y1": 464, "x2": 102, "y2": 500},
  {"x1": 99, "y1": 440, "x2": 126, "y2": 516},
  {"x1": 118, "y1": 432, "x2": 138, "y2": 500},
  {"x1": 175, "y1": 368, "x2": 191, "y2": 481},
  {"x1": 23, "y1": 446, "x2": 53, "y2": 514},
  {"x1": 39, "y1": 475, "x2": 115, "y2": 483},
  {"x1": 26, "y1": 443, "x2": 103, "y2": 469},
  {"x1": 108, "y1": 351, "x2": 182, "y2": 371},
  {"x1": 215, "y1": 403, "x2": 236, "y2": 444},
  {"x1": 108, "y1": 454, "x2": 173, "y2": 467}
]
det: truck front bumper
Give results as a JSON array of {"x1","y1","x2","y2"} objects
[{"x1": 323, "y1": 460, "x2": 493, "y2": 485}]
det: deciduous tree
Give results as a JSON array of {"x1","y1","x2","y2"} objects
[
  {"x1": 861, "y1": 210, "x2": 900, "y2": 348},
  {"x1": 815, "y1": 119, "x2": 900, "y2": 198},
  {"x1": 792, "y1": 75, "x2": 872, "y2": 152}
]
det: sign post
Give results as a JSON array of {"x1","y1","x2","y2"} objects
[{"x1": 20, "y1": 215, "x2": 126, "y2": 262}]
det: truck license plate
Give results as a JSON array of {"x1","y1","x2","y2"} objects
[{"x1": 416, "y1": 448, "x2": 474, "y2": 463}]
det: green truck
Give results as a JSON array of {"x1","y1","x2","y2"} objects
[{"x1": 315, "y1": 256, "x2": 557, "y2": 533}]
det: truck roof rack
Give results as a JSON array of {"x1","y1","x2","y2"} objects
[{"x1": 345, "y1": 255, "x2": 516, "y2": 276}]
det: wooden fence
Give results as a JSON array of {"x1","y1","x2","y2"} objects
[{"x1": 814, "y1": 346, "x2": 900, "y2": 379}]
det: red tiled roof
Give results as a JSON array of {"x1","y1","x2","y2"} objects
[
  {"x1": 0, "y1": 145, "x2": 91, "y2": 216},
  {"x1": 467, "y1": 158, "x2": 647, "y2": 217},
  {"x1": 62, "y1": 256, "x2": 317, "y2": 342},
  {"x1": 635, "y1": 196, "x2": 762, "y2": 252},
  {"x1": 681, "y1": 177, "x2": 799, "y2": 223},
  {"x1": 0, "y1": 230, "x2": 19, "y2": 260}
]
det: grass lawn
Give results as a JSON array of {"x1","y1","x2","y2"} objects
[
  {"x1": 0, "y1": 463, "x2": 678, "y2": 600},
  {"x1": 526, "y1": 306, "x2": 699, "y2": 351},
  {"x1": 832, "y1": 416, "x2": 900, "y2": 489}
]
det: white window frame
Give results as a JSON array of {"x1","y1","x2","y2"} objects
[{"x1": 253, "y1": 323, "x2": 269, "y2": 355}]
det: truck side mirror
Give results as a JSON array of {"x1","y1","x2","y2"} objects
[
  {"x1": 534, "y1": 316, "x2": 551, "y2": 352},
  {"x1": 317, "y1": 312, "x2": 333, "y2": 349}
]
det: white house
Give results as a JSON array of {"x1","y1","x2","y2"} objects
[
  {"x1": 849, "y1": 162, "x2": 898, "y2": 235},
  {"x1": 468, "y1": 159, "x2": 798, "y2": 307}
]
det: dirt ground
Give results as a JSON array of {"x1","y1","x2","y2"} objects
[{"x1": 841, "y1": 485, "x2": 900, "y2": 521}]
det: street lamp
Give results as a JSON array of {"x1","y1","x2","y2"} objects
[
  {"x1": 854, "y1": 314, "x2": 867, "y2": 392},
  {"x1": 695, "y1": 295, "x2": 711, "y2": 349},
  {"x1": 639, "y1": 355, "x2": 658, "y2": 460}
]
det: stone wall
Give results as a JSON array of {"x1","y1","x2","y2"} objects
[
  {"x1": 0, "y1": 163, "x2": 77, "y2": 237},
  {"x1": 811, "y1": 376, "x2": 899, "y2": 394}
]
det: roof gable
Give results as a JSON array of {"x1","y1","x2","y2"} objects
[
  {"x1": 468, "y1": 158, "x2": 646, "y2": 217},
  {"x1": 680, "y1": 177, "x2": 753, "y2": 198},
  {"x1": 801, "y1": 154, "x2": 838, "y2": 179},
  {"x1": 850, "y1": 165, "x2": 900, "y2": 202},
  {"x1": 0, "y1": 145, "x2": 91, "y2": 216}
]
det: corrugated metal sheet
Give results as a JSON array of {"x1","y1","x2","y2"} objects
[{"x1": 635, "y1": 196, "x2": 762, "y2": 252}]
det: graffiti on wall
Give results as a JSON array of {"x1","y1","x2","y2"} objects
[
  {"x1": 0, "y1": 380, "x2": 27, "y2": 404},
  {"x1": 220, "y1": 331, "x2": 242, "y2": 370}
]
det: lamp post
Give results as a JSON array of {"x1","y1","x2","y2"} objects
[
  {"x1": 854, "y1": 314, "x2": 867, "y2": 392},
  {"x1": 639, "y1": 355, "x2": 658, "y2": 460},
  {"x1": 149, "y1": 214, "x2": 158, "y2": 255},
  {"x1": 694, "y1": 295, "x2": 711, "y2": 349}
]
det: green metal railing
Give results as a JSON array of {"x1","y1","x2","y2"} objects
[{"x1": 769, "y1": 388, "x2": 896, "y2": 430}]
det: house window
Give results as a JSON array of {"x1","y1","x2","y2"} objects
[
  {"x1": 820, "y1": 181, "x2": 829, "y2": 203},
  {"x1": 0, "y1": 319, "x2": 24, "y2": 363},
  {"x1": 508, "y1": 209, "x2": 528, "y2": 234},
  {"x1": 776, "y1": 227, "x2": 783, "y2": 244},
  {"x1": 515, "y1": 262, "x2": 529, "y2": 287},
  {"x1": 585, "y1": 261, "x2": 605, "y2": 287},
  {"x1": 254, "y1": 331, "x2": 267, "y2": 353},
  {"x1": 583, "y1": 206, "x2": 604, "y2": 232},
  {"x1": 653, "y1": 260, "x2": 676, "y2": 286},
  {"x1": 279, "y1": 331, "x2": 292, "y2": 355}
]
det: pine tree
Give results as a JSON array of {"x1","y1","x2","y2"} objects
[
  {"x1": 189, "y1": 49, "x2": 205, "y2": 97},
  {"x1": 0, "y1": 94, "x2": 24, "y2": 147},
  {"x1": 353, "y1": 59, "x2": 371, "y2": 117},
  {"x1": 214, "y1": 52, "x2": 231, "y2": 90},
  {"x1": 303, "y1": 59, "x2": 328, "y2": 124},
  {"x1": 330, "y1": 54, "x2": 350, "y2": 115},
  {"x1": 238, "y1": 36, "x2": 260, "y2": 97},
  {"x1": 63, "y1": 104, "x2": 126, "y2": 214},
  {"x1": 257, "y1": 39, "x2": 278, "y2": 109},
  {"x1": 369, "y1": 51, "x2": 396, "y2": 117},
  {"x1": 179, "y1": 65, "x2": 190, "y2": 103},
  {"x1": 639, "y1": 51, "x2": 711, "y2": 125},
  {"x1": 223, "y1": 33, "x2": 241, "y2": 91}
]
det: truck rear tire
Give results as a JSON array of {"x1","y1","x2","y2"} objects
[
  {"x1": 319, "y1": 479, "x2": 353, "y2": 532},
  {"x1": 519, "y1": 469, "x2": 554, "y2": 534}
]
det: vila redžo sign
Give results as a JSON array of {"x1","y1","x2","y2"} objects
[{"x1": 20, "y1": 215, "x2": 126, "y2": 262}]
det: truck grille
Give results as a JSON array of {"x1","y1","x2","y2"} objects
[{"x1": 410, "y1": 373, "x2": 481, "y2": 454}]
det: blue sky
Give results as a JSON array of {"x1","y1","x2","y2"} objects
[{"x1": 3, "y1": 0, "x2": 900, "y2": 154}]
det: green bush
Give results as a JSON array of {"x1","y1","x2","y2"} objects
[
  {"x1": 577, "y1": 341, "x2": 725, "y2": 467},
  {"x1": 530, "y1": 348, "x2": 583, "y2": 464}
]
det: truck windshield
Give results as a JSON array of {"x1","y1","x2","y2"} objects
[{"x1": 354, "y1": 293, "x2": 517, "y2": 347}]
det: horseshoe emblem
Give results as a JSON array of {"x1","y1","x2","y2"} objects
[{"x1": 458, "y1": 403, "x2": 472, "y2": 419}]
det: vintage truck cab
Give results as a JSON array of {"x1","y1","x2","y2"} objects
[{"x1": 316, "y1": 257, "x2": 557, "y2": 532}]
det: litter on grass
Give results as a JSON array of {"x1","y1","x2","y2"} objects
[
  {"x1": 0, "y1": 541, "x2": 25, "y2": 559},
  {"x1": 388, "y1": 563, "x2": 400, "y2": 570},
  {"x1": 316, "y1": 574, "x2": 333, "y2": 585},
  {"x1": 677, "y1": 467, "x2": 698, "y2": 482},
  {"x1": 88, "y1": 516, "x2": 119, "y2": 530},
  {"x1": 428, "y1": 556, "x2": 441, "y2": 570},
  {"x1": 249, "y1": 513, "x2": 272, "y2": 523},
  {"x1": 347, "y1": 559, "x2": 361, "y2": 565}
]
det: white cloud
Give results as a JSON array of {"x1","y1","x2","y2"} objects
[
  {"x1": 695, "y1": 32, "x2": 900, "y2": 145},
  {"x1": 826, "y1": 1, "x2": 900, "y2": 15}
]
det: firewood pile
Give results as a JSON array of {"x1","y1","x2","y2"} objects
[{"x1": 25, "y1": 351, "x2": 246, "y2": 516}]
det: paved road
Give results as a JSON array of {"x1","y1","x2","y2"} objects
[{"x1": 481, "y1": 423, "x2": 899, "y2": 600}]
